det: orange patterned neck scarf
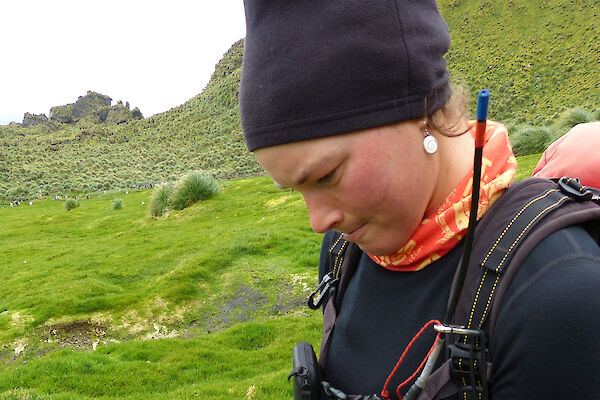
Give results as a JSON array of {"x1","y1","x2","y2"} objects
[{"x1": 369, "y1": 121, "x2": 517, "y2": 271}]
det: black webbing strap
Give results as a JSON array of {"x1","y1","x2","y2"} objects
[
  {"x1": 317, "y1": 234, "x2": 365, "y2": 399},
  {"x1": 451, "y1": 179, "x2": 594, "y2": 400},
  {"x1": 330, "y1": 237, "x2": 363, "y2": 313},
  {"x1": 318, "y1": 234, "x2": 361, "y2": 369},
  {"x1": 465, "y1": 187, "x2": 573, "y2": 331}
]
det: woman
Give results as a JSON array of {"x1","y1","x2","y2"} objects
[{"x1": 238, "y1": 0, "x2": 600, "y2": 398}]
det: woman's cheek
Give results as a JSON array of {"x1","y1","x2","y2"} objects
[{"x1": 343, "y1": 166, "x2": 386, "y2": 210}]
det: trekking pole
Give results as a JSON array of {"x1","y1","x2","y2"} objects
[
  {"x1": 442, "y1": 89, "x2": 489, "y2": 326},
  {"x1": 402, "y1": 90, "x2": 490, "y2": 400}
]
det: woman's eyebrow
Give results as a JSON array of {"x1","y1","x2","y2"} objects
[
  {"x1": 294, "y1": 158, "x2": 330, "y2": 186},
  {"x1": 273, "y1": 154, "x2": 339, "y2": 189},
  {"x1": 270, "y1": 166, "x2": 314, "y2": 189}
]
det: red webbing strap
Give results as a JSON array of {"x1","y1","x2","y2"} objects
[{"x1": 381, "y1": 320, "x2": 441, "y2": 400}]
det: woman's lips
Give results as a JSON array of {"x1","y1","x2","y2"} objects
[{"x1": 342, "y1": 223, "x2": 366, "y2": 242}]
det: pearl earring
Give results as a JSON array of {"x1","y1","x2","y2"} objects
[{"x1": 423, "y1": 127, "x2": 438, "y2": 154}]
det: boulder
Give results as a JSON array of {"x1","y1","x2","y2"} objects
[
  {"x1": 72, "y1": 91, "x2": 112, "y2": 120},
  {"x1": 98, "y1": 106, "x2": 110, "y2": 122},
  {"x1": 132, "y1": 107, "x2": 143, "y2": 120},
  {"x1": 106, "y1": 104, "x2": 133, "y2": 124}
]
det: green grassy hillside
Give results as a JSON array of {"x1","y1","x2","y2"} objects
[
  {"x1": 0, "y1": 176, "x2": 321, "y2": 398},
  {"x1": 0, "y1": 157, "x2": 539, "y2": 399},
  {"x1": 2, "y1": 0, "x2": 599, "y2": 202},
  {"x1": 0, "y1": 177, "x2": 318, "y2": 341},
  {"x1": 440, "y1": 0, "x2": 600, "y2": 124},
  {"x1": 0, "y1": 40, "x2": 256, "y2": 203}
]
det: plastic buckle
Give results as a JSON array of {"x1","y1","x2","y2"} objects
[
  {"x1": 446, "y1": 329, "x2": 489, "y2": 400},
  {"x1": 307, "y1": 272, "x2": 340, "y2": 310},
  {"x1": 558, "y1": 177, "x2": 596, "y2": 201},
  {"x1": 321, "y1": 381, "x2": 348, "y2": 399}
]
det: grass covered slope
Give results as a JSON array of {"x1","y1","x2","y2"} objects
[
  {"x1": 440, "y1": 0, "x2": 600, "y2": 124},
  {"x1": 0, "y1": 40, "x2": 256, "y2": 202},
  {"x1": 0, "y1": 314, "x2": 322, "y2": 400},
  {"x1": 0, "y1": 177, "x2": 320, "y2": 355},
  {"x1": 2, "y1": 0, "x2": 600, "y2": 202},
  {"x1": 0, "y1": 157, "x2": 538, "y2": 399},
  {"x1": 0, "y1": 176, "x2": 324, "y2": 398}
]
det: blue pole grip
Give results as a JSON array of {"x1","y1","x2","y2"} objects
[{"x1": 476, "y1": 89, "x2": 490, "y2": 122}]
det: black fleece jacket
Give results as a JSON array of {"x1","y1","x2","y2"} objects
[{"x1": 318, "y1": 225, "x2": 600, "y2": 399}]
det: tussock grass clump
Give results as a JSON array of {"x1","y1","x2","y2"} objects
[
  {"x1": 148, "y1": 182, "x2": 173, "y2": 217},
  {"x1": 509, "y1": 125, "x2": 552, "y2": 156},
  {"x1": 551, "y1": 107, "x2": 594, "y2": 141},
  {"x1": 64, "y1": 198, "x2": 80, "y2": 211},
  {"x1": 111, "y1": 198, "x2": 123, "y2": 210},
  {"x1": 507, "y1": 107, "x2": 600, "y2": 156},
  {"x1": 169, "y1": 171, "x2": 221, "y2": 211}
]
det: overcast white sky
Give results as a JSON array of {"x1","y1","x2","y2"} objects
[{"x1": 0, "y1": 1, "x2": 247, "y2": 124}]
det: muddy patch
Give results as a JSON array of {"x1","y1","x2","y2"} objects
[
  {"x1": 39, "y1": 320, "x2": 107, "y2": 351},
  {"x1": 202, "y1": 285, "x2": 268, "y2": 333}
]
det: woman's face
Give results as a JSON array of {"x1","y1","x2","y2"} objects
[{"x1": 254, "y1": 120, "x2": 441, "y2": 256}]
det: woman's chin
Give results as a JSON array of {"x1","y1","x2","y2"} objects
[{"x1": 355, "y1": 241, "x2": 399, "y2": 257}]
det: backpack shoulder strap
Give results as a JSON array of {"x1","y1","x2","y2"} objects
[
  {"x1": 443, "y1": 177, "x2": 600, "y2": 400},
  {"x1": 485, "y1": 178, "x2": 600, "y2": 339},
  {"x1": 453, "y1": 177, "x2": 600, "y2": 335},
  {"x1": 313, "y1": 231, "x2": 362, "y2": 369}
]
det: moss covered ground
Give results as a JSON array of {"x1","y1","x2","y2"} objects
[{"x1": 0, "y1": 156, "x2": 538, "y2": 399}]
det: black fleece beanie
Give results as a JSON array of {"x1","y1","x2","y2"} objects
[{"x1": 240, "y1": 0, "x2": 452, "y2": 152}]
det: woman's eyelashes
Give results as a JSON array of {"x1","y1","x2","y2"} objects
[{"x1": 317, "y1": 169, "x2": 337, "y2": 184}]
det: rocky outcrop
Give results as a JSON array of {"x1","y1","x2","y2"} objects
[
  {"x1": 49, "y1": 104, "x2": 74, "y2": 123},
  {"x1": 22, "y1": 112, "x2": 48, "y2": 127},
  {"x1": 43, "y1": 91, "x2": 143, "y2": 125},
  {"x1": 106, "y1": 104, "x2": 130, "y2": 124},
  {"x1": 73, "y1": 91, "x2": 112, "y2": 120},
  {"x1": 106, "y1": 104, "x2": 143, "y2": 124},
  {"x1": 131, "y1": 107, "x2": 143, "y2": 120}
]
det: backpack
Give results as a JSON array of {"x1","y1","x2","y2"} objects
[{"x1": 303, "y1": 177, "x2": 600, "y2": 400}]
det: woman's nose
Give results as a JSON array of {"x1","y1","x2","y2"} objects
[{"x1": 304, "y1": 192, "x2": 343, "y2": 233}]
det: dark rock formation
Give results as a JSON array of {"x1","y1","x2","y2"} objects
[
  {"x1": 131, "y1": 107, "x2": 143, "y2": 120},
  {"x1": 22, "y1": 112, "x2": 48, "y2": 127},
  {"x1": 106, "y1": 104, "x2": 132, "y2": 124},
  {"x1": 40, "y1": 91, "x2": 142, "y2": 125},
  {"x1": 72, "y1": 91, "x2": 112, "y2": 120},
  {"x1": 105, "y1": 104, "x2": 144, "y2": 124},
  {"x1": 98, "y1": 106, "x2": 110, "y2": 122},
  {"x1": 50, "y1": 104, "x2": 74, "y2": 123}
]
